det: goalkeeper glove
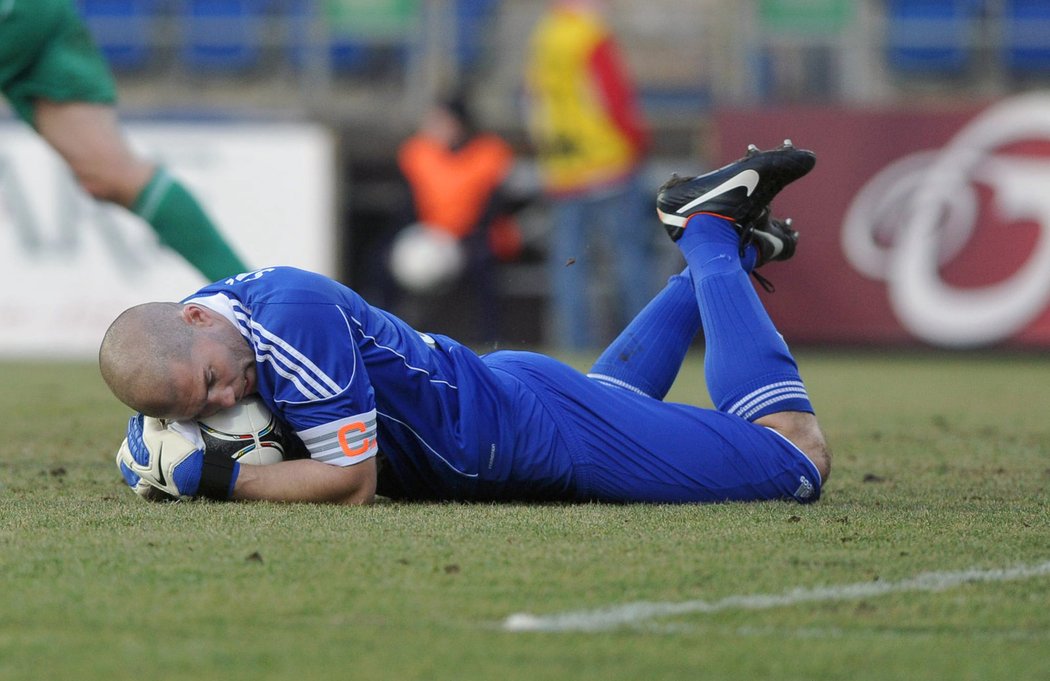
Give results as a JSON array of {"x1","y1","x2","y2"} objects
[{"x1": 115, "y1": 414, "x2": 240, "y2": 502}]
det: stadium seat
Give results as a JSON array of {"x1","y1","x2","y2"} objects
[
  {"x1": 179, "y1": 0, "x2": 268, "y2": 72},
  {"x1": 284, "y1": 0, "x2": 369, "y2": 73},
  {"x1": 76, "y1": 0, "x2": 159, "y2": 72},
  {"x1": 453, "y1": 0, "x2": 498, "y2": 71},
  {"x1": 1002, "y1": 0, "x2": 1050, "y2": 76},
  {"x1": 284, "y1": 0, "x2": 418, "y2": 74},
  {"x1": 884, "y1": 0, "x2": 981, "y2": 75}
]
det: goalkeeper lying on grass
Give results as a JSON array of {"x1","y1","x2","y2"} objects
[{"x1": 99, "y1": 142, "x2": 831, "y2": 505}]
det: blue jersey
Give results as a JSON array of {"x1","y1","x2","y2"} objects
[
  {"x1": 185, "y1": 267, "x2": 820, "y2": 504},
  {"x1": 184, "y1": 267, "x2": 574, "y2": 500}
]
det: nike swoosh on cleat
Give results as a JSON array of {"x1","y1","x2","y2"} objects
[
  {"x1": 753, "y1": 231, "x2": 785, "y2": 258},
  {"x1": 676, "y1": 169, "x2": 760, "y2": 215}
]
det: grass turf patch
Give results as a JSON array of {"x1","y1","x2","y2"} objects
[{"x1": 0, "y1": 353, "x2": 1048, "y2": 681}]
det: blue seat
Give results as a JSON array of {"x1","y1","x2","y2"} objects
[
  {"x1": 885, "y1": 0, "x2": 981, "y2": 75},
  {"x1": 180, "y1": 0, "x2": 267, "y2": 72},
  {"x1": 76, "y1": 0, "x2": 159, "y2": 71},
  {"x1": 1002, "y1": 0, "x2": 1050, "y2": 75},
  {"x1": 284, "y1": 0, "x2": 415, "y2": 74},
  {"x1": 283, "y1": 0, "x2": 367, "y2": 73},
  {"x1": 453, "y1": 0, "x2": 498, "y2": 71}
]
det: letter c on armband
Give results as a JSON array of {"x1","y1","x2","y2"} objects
[{"x1": 337, "y1": 421, "x2": 373, "y2": 458}]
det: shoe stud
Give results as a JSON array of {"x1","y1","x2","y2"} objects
[
  {"x1": 782, "y1": 138, "x2": 794, "y2": 148},
  {"x1": 746, "y1": 144, "x2": 760, "y2": 156}
]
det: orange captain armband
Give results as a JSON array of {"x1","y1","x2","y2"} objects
[
  {"x1": 338, "y1": 421, "x2": 375, "y2": 457},
  {"x1": 296, "y1": 410, "x2": 379, "y2": 467}
]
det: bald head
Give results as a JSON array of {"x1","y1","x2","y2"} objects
[{"x1": 99, "y1": 302, "x2": 195, "y2": 415}]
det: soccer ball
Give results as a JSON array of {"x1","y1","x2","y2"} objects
[
  {"x1": 388, "y1": 222, "x2": 466, "y2": 293},
  {"x1": 197, "y1": 396, "x2": 288, "y2": 465}
]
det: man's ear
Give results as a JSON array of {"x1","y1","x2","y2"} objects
[{"x1": 182, "y1": 304, "x2": 213, "y2": 327}]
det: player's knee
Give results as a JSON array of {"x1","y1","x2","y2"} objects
[
  {"x1": 75, "y1": 172, "x2": 138, "y2": 207},
  {"x1": 77, "y1": 175, "x2": 117, "y2": 203},
  {"x1": 791, "y1": 421, "x2": 831, "y2": 482},
  {"x1": 806, "y1": 437, "x2": 832, "y2": 482},
  {"x1": 70, "y1": 158, "x2": 152, "y2": 207},
  {"x1": 756, "y1": 411, "x2": 831, "y2": 482}
]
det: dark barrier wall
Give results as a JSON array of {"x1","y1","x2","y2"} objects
[{"x1": 715, "y1": 93, "x2": 1050, "y2": 349}]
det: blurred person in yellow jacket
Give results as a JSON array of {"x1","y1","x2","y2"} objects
[{"x1": 525, "y1": 0, "x2": 655, "y2": 350}]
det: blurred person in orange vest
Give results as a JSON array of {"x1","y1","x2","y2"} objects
[
  {"x1": 390, "y1": 91, "x2": 526, "y2": 343},
  {"x1": 525, "y1": 0, "x2": 656, "y2": 351}
]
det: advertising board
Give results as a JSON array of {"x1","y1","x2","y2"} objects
[
  {"x1": 0, "y1": 122, "x2": 336, "y2": 356},
  {"x1": 716, "y1": 93, "x2": 1050, "y2": 347}
]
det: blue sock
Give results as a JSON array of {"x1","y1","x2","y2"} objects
[
  {"x1": 740, "y1": 242, "x2": 759, "y2": 273},
  {"x1": 588, "y1": 269, "x2": 699, "y2": 400},
  {"x1": 678, "y1": 214, "x2": 813, "y2": 420}
]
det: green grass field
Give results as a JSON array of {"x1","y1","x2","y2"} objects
[{"x1": 1, "y1": 352, "x2": 1048, "y2": 681}]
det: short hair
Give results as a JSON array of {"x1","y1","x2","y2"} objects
[
  {"x1": 439, "y1": 89, "x2": 476, "y2": 136},
  {"x1": 98, "y1": 302, "x2": 195, "y2": 415}
]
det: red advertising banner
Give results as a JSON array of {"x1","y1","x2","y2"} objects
[{"x1": 715, "y1": 93, "x2": 1050, "y2": 348}]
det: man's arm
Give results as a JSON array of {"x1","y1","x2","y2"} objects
[
  {"x1": 116, "y1": 414, "x2": 377, "y2": 504},
  {"x1": 232, "y1": 458, "x2": 377, "y2": 505}
]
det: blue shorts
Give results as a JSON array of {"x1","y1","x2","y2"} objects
[{"x1": 484, "y1": 352, "x2": 822, "y2": 504}]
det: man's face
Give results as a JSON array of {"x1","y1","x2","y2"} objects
[{"x1": 161, "y1": 312, "x2": 257, "y2": 422}]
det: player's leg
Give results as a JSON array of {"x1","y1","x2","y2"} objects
[
  {"x1": 8, "y1": 0, "x2": 247, "y2": 281},
  {"x1": 587, "y1": 268, "x2": 698, "y2": 400},
  {"x1": 502, "y1": 350, "x2": 823, "y2": 503},
  {"x1": 685, "y1": 213, "x2": 829, "y2": 479},
  {"x1": 587, "y1": 211, "x2": 799, "y2": 401},
  {"x1": 656, "y1": 141, "x2": 830, "y2": 480},
  {"x1": 34, "y1": 100, "x2": 151, "y2": 204},
  {"x1": 34, "y1": 100, "x2": 249, "y2": 281},
  {"x1": 131, "y1": 165, "x2": 249, "y2": 281}
]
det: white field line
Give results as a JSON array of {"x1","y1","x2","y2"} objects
[{"x1": 503, "y1": 560, "x2": 1050, "y2": 633}]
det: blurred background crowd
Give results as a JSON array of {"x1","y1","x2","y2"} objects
[{"x1": 4, "y1": 0, "x2": 1049, "y2": 352}]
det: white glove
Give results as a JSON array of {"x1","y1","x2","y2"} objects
[{"x1": 115, "y1": 414, "x2": 206, "y2": 502}]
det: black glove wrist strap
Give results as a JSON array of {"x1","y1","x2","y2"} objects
[{"x1": 197, "y1": 450, "x2": 238, "y2": 500}]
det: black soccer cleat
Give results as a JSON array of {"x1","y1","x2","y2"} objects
[
  {"x1": 740, "y1": 208, "x2": 800, "y2": 293},
  {"x1": 655, "y1": 140, "x2": 816, "y2": 242},
  {"x1": 746, "y1": 207, "x2": 799, "y2": 268}
]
